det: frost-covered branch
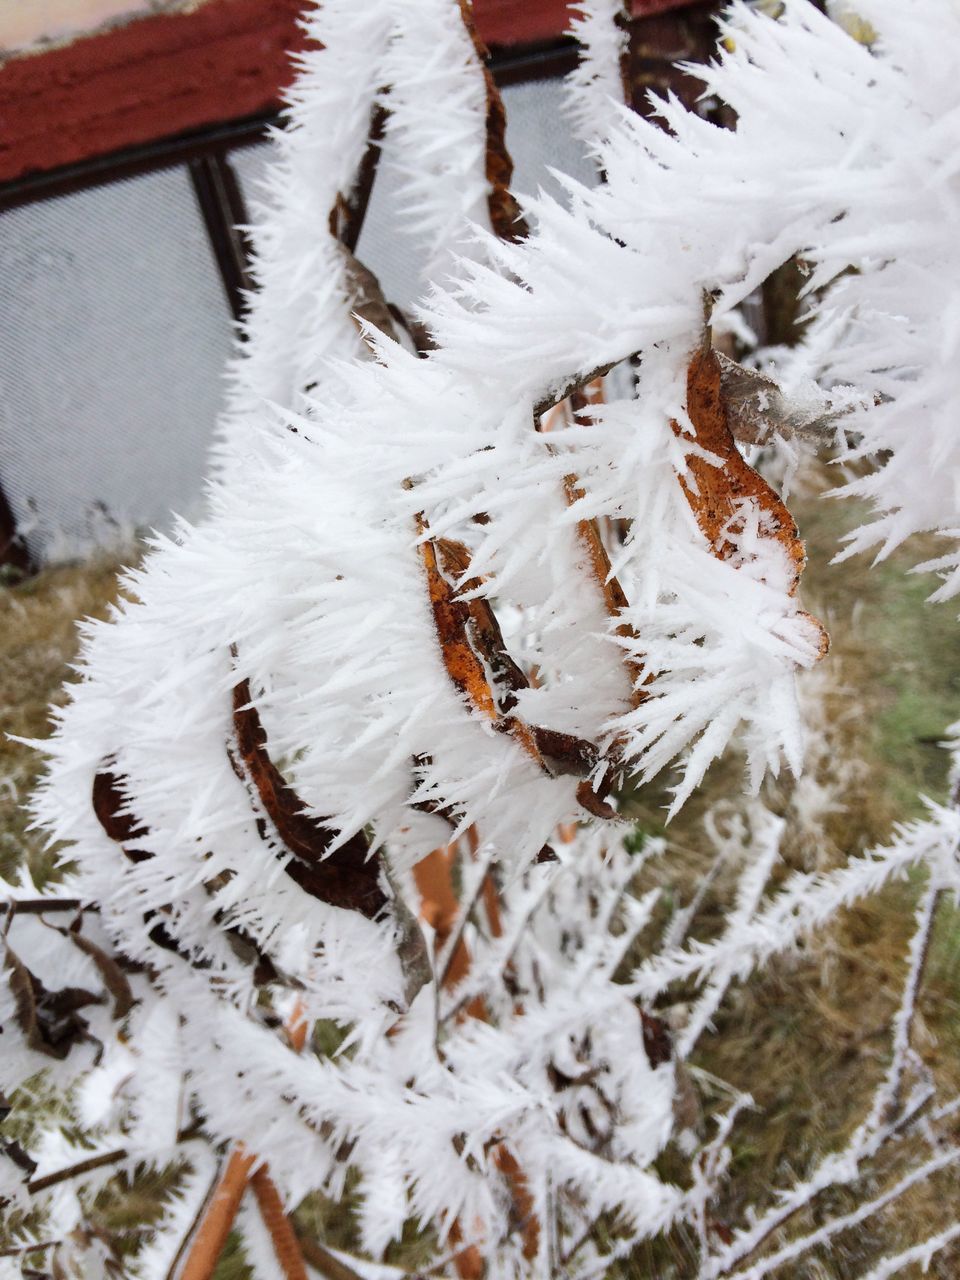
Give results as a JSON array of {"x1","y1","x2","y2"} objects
[
  {"x1": 724, "y1": 1144, "x2": 960, "y2": 1280},
  {"x1": 634, "y1": 800, "x2": 960, "y2": 1001},
  {"x1": 697, "y1": 870, "x2": 948, "y2": 1279},
  {"x1": 675, "y1": 805, "x2": 782, "y2": 1059},
  {"x1": 858, "y1": 1222, "x2": 960, "y2": 1280}
]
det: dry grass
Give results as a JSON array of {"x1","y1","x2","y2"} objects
[
  {"x1": 621, "y1": 463, "x2": 960, "y2": 1278},
  {"x1": 2, "y1": 465, "x2": 959, "y2": 1277},
  {"x1": 0, "y1": 553, "x2": 137, "y2": 887}
]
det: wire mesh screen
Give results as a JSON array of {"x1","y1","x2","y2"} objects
[
  {"x1": 1, "y1": 165, "x2": 233, "y2": 562},
  {"x1": 2, "y1": 78, "x2": 594, "y2": 564}
]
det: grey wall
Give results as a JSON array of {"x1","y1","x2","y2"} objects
[{"x1": 2, "y1": 78, "x2": 595, "y2": 563}]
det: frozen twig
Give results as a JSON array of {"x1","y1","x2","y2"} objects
[
  {"x1": 699, "y1": 873, "x2": 945, "y2": 1278},
  {"x1": 722, "y1": 1144, "x2": 960, "y2": 1280},
  {"x1": 634, "y1": 807, "x2": 959, "y2": 1002},
  {"x1": 857, "y1": 1221, "x2": 960, "y2": 1280},
  {"x1": 676, "y1": 808, "x2": 782, "y2": 1059}
]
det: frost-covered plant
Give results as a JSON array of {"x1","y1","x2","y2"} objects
[{"x1": 4, "y1": 0, "x2": 960, "y2": 1276}]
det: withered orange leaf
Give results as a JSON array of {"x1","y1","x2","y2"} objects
[
  {"x1": 493, "y1": 1143, "x2": 540, "y2": 1262},
  {"x1": 562, "y1": 474, "x2": 632, "y2": 622},
  {"x1": 419, "y1": 524, "x2": 616, "y2": 816},
  {"x1": 416, "y1": 523, "x2": 498, "y2": 724},
  {"x1": 230, "y1": 668, "x2": 387, "y2": 920},
  {"x1": 436, "y1": 538, "x2": 529, "y2": 713},
  {"x1": 540, "y1": 382, "x2": 648, "y2": 706},
  {"x1": 678, "y1": 345, "x2": 800, "y2": 589},
  {"x1": 674, "y1": 343, "x2": 829, "y2": 656},
  {"x1": 413, "y1": 844, "x2": 473, "y2": 993}
]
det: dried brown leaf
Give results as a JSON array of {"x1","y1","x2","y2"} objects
[
  {"x1": 416, "y1": 524, "x2": 498, "y2": 723},
  {"x1": 4, "y1": 943, "x2": 100, "y2": 1059},
  {"x1": 529, "y1": 725, "x2": 599, "y2": 779},
  {"x1": 436, "y1": 538, "x2": 529, "y2": 713},
  {"x1": 92, "y1": 767, "x2": 152, "y2": 863},
  {"x1": 339, "y1": 244, "x2": 399, "y2": 345},
  {"x1": 419, "y1": 525, "x2": 614, "y2": 815},
  {"x1": 74, "y1": 937, "x2": 134, "y2": 1019},
  {"x1": 640, "y1": 1009, "x2": 672, "y2": 1069},
  {"x1": 231, "y1": 667, "x2": 387, "y2": 919},
  {"x1": 575, "y1": 780, "x2": 618, "y2": 821},
  {"x1": 93, "y1": 761, "x2": 287, "y2": 981},
  {"x1": 677, "y1": 345, "x2": 801, "y2": 584},
  {"x1": 60, "y1": 927, "x2": 135, "y2": 1021},
  {"x1": 674, "y1": 344, "x2": 829, "y2": 656},
  {"x1": 540, "y1": 382, "x2": 648, "y2": 707}
]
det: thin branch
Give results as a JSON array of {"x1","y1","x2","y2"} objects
[
  {"x1": 0, "y1": 1240, "x2": 61, "y2": 1257},
  {"x1": 726, "y1": 1144, "x2": 960, "y2": 1280},
  {"x1": 699, "y1": 878, "x2": 943, "y2": 1278},
  {"x1": 436, "y1": 837, "x2": 500, "y2": 988},
  {"x1": 294, "y1": 1233, "x2": 369, "y2": 1280},
  {"x1": 687, "y1": 1088, "x2": 754, "y2": 1260},
  {"x1": 533, "y1": 361, "x2": 618, "y2": 421},
  {"x1": 27, "y1": 1148, "x2": 133, "y2": 1194},
  {"x1": 676, "y1": 813, "x2": 782, "y2": 1060},
  {"x1": 26, "y1": 1126, "x2": 201, "y2": 1194},
  {"x1": 633, "y1": 828, "x2": 940, "y2": 1002},
  {"x1": 885, "y1": 883, "x2": 942, "y2": 1116},
  {"x1": 333, "y1": 100, "x2": 389, "y2": 254},
  {"x1": 2, "y1": 898, "x2": 90, "y2": 916},
  {"x1": 858, "y1": 1221, "x2": 960, "y2": 1280},
  {"x1": 660, "y1": 839, "x2": 730, "y2": 953}
]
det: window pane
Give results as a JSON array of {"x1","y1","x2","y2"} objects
[{"x1": 0, "y1": 164, "x2": 232, "y2": 561}]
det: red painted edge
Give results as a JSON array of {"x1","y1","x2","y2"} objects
[
  {"x1": 0, "y1": 0, "x2": 699, "y2": 187},
  {"x1": 475, "y1": 0, "x2": 571, "y2": 46},
  {"x1": 631, "y1": 0, "x2": 698, "y2": 14},
  {"x1": 0, "y1": 0, "x2": 306, "y2": 184}
]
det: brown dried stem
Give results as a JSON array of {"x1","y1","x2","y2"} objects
[
  {"x1": 177, "y1": 1145, "x2": 257, "y2": 1280},
  {"x1": 329, "y1": 101, "x2": 389, "y2": 253},
  {"x1": 26, "y1": 1127, "x2": 202, "y2": 1195},
  {"x1": 293, "y1": 1232, "x2": 371, "y2": 1280},
  {"x1": 455, "y1": 0, "x2": 528, "y2": 241},
  {"x1": 2, "y1": 898, "x2": 89, "y2": 916},
  {"x1": 172, "y1": 1004, "x2": 310, "y2": 1280},
  {"x1": 249, "y1": 1165, "x2": 309, "y2": 1280}
]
